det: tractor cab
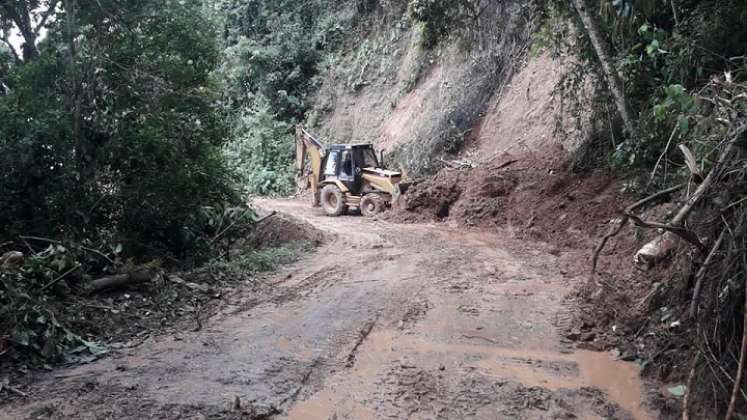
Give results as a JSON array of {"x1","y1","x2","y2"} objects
[{"x1": 322, "y1": 144, "x2": 382, "y2": 193}]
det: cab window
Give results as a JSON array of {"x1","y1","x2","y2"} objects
[
  {"x1": 324, "y1": 151, "x2": 338, "y2": 175},
  {"x1": 340, "y1": 151, "x2": 353, "y2": 177}
]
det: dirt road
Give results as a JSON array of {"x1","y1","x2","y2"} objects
[{"x1": 2, "y1": 199, "x2": 655, "y2": 420}]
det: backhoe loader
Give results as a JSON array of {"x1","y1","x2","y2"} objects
[{"x1": 295, "y1": 126, "x2": 406, "y2": 217}]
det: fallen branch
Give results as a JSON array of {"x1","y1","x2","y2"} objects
[
  {"x1": 0, "y1": 377, "x2": 28, "y2": 398},
  {"x1": 689, "y1": 227, "x2": 728, "y2": 319},
  {"x1": 494, "y1": 159, "x2": 519, "y2": 171},
  {"x1": 19, "y1": 236, "x2": 116, "y2": 266},
  {"x1": 4, "y1": 384, "x2": 28, "y2": 398},
  {"x1": 671, "y1": 123, "x2": 747, "y2": 227},
  {"x1": 591, "y1": 184, "x2": 684, "y2": 275},
  {"x1": 725, "y1": 274, "x2": 747, "y2": 420},
  {"x1": 625, "y1": 213, "x2": 707, "y2": 253},
  {"x1": 438, "y1": 158, "x2": 476, "y2": 170},
  {"x1": 41, "y1": 264, "x2": 81, "y2": 291}
]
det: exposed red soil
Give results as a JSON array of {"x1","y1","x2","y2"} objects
[{"x1": 388, "y1": 146, "x2": 624, "y2": 250}]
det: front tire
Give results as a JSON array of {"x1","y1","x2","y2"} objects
[
  {"x1": 321, "y1": 184, "x2": 346, "y2": 217},
  {"x1": 360, "y1": 193, "x2": 385, "y2": 217}
]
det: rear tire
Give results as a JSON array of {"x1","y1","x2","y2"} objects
[
  {"x1": 321, "y1": 184, "x2": 346, "y2": 217},
  {"x1": 360, "y1": 193, "x2": 385, "y2": 217}
]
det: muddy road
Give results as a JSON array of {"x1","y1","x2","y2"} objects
[{"x1": 2, "y1": 199, "x2": 656, "y2": 420}]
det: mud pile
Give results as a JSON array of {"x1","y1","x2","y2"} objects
[
  {"x1": 249, "y1": 212, "x2": 327, "y2": 248},
  {"x1": 388, "y1": 150, "x2": 624, "y2": 250}
]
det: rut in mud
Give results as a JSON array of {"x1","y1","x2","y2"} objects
[{"x1": 2, "y1": 199, "x2": 656, "y2": 420}]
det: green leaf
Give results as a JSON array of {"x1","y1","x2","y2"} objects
[{"x1": 678, "y1": 116, "x2": 690, "y2": 135}]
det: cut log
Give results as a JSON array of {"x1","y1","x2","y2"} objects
[{"x1": 90, "y1": 268, "x2": 152, "y2": 292}]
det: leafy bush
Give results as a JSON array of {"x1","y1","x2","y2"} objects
[{"x1": 0, "y1": 2, "x2": 237, "y2": 258}]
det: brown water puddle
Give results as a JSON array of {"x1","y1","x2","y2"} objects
[
  {"x1": 473, "y1": 348, "x2": 652, "y2": 420},
  {"x1": 286, "y1": 331, "x2": 653, "y2": 420}
]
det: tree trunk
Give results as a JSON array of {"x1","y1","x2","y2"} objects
[{"x1": 570, "y1": 0, "x2": 636, "y2": 137}]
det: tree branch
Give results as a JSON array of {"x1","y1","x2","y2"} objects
[
  {"x1": 34, "y1": 0, "x2": 60, "y2": 36},
  {"x1": 0, "y1": 32, "x2": 21, "y2": 63},
  {"x1": 591, "y1": 184, "x2": 684, "y2": 275}
]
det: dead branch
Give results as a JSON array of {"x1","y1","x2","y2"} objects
[
  {"x1": 679, "y1": 144, "x2": 704, "y2": 180},
  {"x1": 625, "y1": 213, "x2": 707, "y2": 253},
  {"x1": 591, "y1": 184, "x2": 684, "y2": 275},
  {"x1": 209, "y1": 211, "x2": 277, "y2": 245},
  {"x1": 3, "y1": 383, "x2": 28, "y2": 398},
  {"x1": 19, "y1": 236, "x2": 116, "y2": 266},
  {"x1": 41, "y1": 264, "x2": 81, "y2": 291},
  {"x1": 683, "y1": 351, "x2": 701, "y2": 420},
  {"x1": 725, "y1": 274, "x2": 747, "y2": 420},
  {"x1": 438, "y1": 158, "x2": 476, "y2": 170},
  {"x1": 649, "y1": 125, "x2": 678, "y2": 184},
  {"x1": 689, "y1": 228, "x2": 728, "y2": 319},
  {"x1": 494, "y1": 159, "x2": 519, "y2": 170},
  {"x1": 672, "y1": 123, "x2": 747, "y2": 227},
  {"x1": 593, "y1": 123, "x2": 746, "y2": 276}
]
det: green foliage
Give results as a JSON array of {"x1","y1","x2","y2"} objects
[
  {"x1": 224, "y1": 107, "x2": 296, "y2": 196},
  {"x1": 206, "y1": 240, "x2": 313, "y2": 278},
  {"x1": 215, "y1": 0, "x2": 380, "y2": 195},
  {"x1": 544, "y1": 0, "x2": 747, "y2": 172},
  {"x1": 0, "y1": 1, "x2": 237, "y2": 258},
  {"x1": 217, "y1": 0, "x2": 367, "y2": 119},
  {"x1": 407, "y1": 0, "x2": 478, "y2": 48},
  {"x1": 0, "y1": 243, "x2": 116, "y2": 365}
]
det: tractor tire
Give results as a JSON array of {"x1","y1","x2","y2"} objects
[
  {"x1": 321, "y1": 184, "x2": 346, "y2": 217},
  {"x1": 360, "y1": 193, "x2": 385, "y2": 217}
]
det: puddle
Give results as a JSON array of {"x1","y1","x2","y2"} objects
[
  {"x1": 473, "y1": 348, "x2": 653, "y2": 420},
  {"x1": 284, "y1": 330, "x2": 653, "y2": 420}
]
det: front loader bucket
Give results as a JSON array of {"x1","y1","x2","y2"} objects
[{"x1": 391, "y1": 182, "x2": 411, "y2": 210}]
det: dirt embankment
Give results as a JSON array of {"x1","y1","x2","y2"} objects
[{"x1": 386, "y1": 53, "x2": 618, "y2": 250}]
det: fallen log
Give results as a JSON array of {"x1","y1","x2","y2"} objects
[{"x1": 90, "y1": 267, "x2": 153, "y2": 293}]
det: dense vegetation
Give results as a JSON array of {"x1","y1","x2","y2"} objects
[{"x1": 1, "y1": 1, "x2": 235, "y2": 258}]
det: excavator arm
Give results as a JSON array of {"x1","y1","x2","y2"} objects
[{"x1": 295, "y1": 127, "x2": 326, "y2": 206}]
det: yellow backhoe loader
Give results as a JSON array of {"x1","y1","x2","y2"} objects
[{"x1": 295, "y1": 126, "x2": 406, "y2": 217}]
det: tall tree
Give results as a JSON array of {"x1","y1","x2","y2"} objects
[
  {"x1": 0, "y1": 0, "x2": 59, "y2": 61},
  {"x1": 571, "y1": 0, "x2": 636, "y2": 137}
]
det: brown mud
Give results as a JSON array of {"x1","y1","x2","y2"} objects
[{"x1": 2, "y1": 199, "x2": 659, "y2": 420}]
